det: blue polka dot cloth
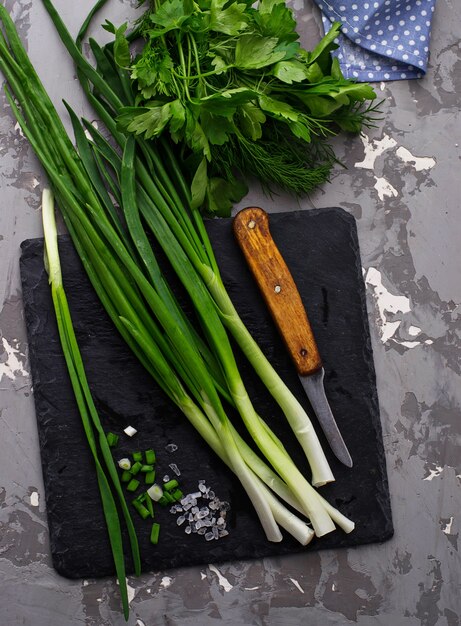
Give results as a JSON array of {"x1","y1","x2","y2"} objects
[{"x1": 314, "y1": 1, "x2": 436, "y2": 81}]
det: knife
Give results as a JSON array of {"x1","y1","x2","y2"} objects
[{"x1": 233, "y1": 207, "x2": 353, "y2": 468}]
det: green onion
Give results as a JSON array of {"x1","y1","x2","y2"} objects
[
  {"x1": 144, "y1": 494, "x2": 154, "y2": 518},
  {"x1": 126, "y1": 479, "x2": 140, "y2": 492},
  {"x1": 124, "y1": 425, "x2": 137, "y2": 437},
  {"x1": 132, "y1": 499, "x2": 150, "y2": 520},
  {"x1": 106, "y1": 432, "x2": 119, "y2": 447},
  {"x1": 132, "y1": 451, "x2": 142, "y2": 463},
  {"x1": 171, "y1": 489, "x2": 183, "y2": 502},
  {"x1": 163, "y1": 479, "x2": 178, "y2": 492},
  {"x1": 150, "y1": 522, "x2": 160, "y2": 545},
  {"x1": 145, "y1": 471, "x2": 156, "y2": 485},
  {"x1": 140, "y1": 464, "x2": 154, "y2": 473},
  {"x1": 130, "y1": 462, "x2": 142, "y2": 475},
  {"x1": 39, "y1": 189, "x2": 137, "y2": 620},
  {"x1": 146, "y1": 484, "x2": 163, "y2": 502},
  {"x1": 121, "y1": 470, "x2": 132, "y2": 483},
  {"x1": 144, "y1": 449, "x2": 156, "y2": 465},
  {"x1": 118, "y1": 458, "x2": 131, "y2": 471}
]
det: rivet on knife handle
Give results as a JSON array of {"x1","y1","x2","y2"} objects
[{"x1": 233, "y1": 206, "x2": 322, "y2": 377}]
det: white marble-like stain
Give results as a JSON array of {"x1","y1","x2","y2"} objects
[
  {"x1": 441, "y1": 517, "x2": 454, "y2": 535},
  {"x1": 355, "y1": 133, "x2": 397, "y2": 170},
  {"x1": 116, "y1": 578, "x2": 136, "y2": 603},
  {"x1": 14, "y1": 121, "x2": 25, "y2": 137},
  {"x1": 0, "y1": 337, "x2": 29, "y2": 382},
  {"x1": 374, "y1": 176, "x2": 399, "y2": 201},
  {"x1": 208, "y1": 564, "x2": 233, "y2": 592},
  {"x1": 355, "y1": 133, "x2": 435, "y2": 203},
  {"x1": 365, "y1": 268, "x2": 411, "y2": 343},
  {"x1": 288, "y1": 577, "x2": 304, "y2": 593},
  {"x1": 424, "y1": 466, "x2": 444, "y2": 481},
  {"x1": 395, "y1": 146, "x2": 436, "y2": 171}
]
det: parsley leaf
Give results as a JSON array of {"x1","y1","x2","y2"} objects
[
  {"x1": 118, "y1": 102, "x2": 174, "y2": 139},
  {"x1": 271, "y1": 60, "x2": 307, "y2": 84},
  {"x1": 238, "y1": 103, "x2": 266, "y2": 141},
  {"x1": 149, "y1": 0, "x2": 194, "y2": 31},
  {"x1": 209, "y1": 0, "x2": 248, "y2": 36},
  {"x1": 234, "y1": 35, "x2": 286, "y2": 69}
]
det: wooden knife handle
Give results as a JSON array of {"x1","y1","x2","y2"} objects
[{"x1": 233, "y1": 207, "x2": 322, "y2": 376}]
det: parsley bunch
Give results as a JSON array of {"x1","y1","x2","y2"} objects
[{"x1": 116, "y1": 0, "x2": 379, "y2": 215}]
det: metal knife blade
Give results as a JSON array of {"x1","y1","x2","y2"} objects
[
  {"x1": 300, "y1": 370, "x2": 352, "y2": 467},
  {"x1": 233, "y1": 206, "x2": 353, "y2": 467}
]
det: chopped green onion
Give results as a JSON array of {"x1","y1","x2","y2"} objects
[
  {"x1": 130, "y1": 462, "x2": 142, "y2": 475},
  {"x1": 118, "y1": 458, "x2": 131, "y2": 471},
  {"x1": 150, "y1": 522, "x2": 160, "y2": 545},
  {"x1": 146, "y1": 483, "x2": 163, "y2": 502},
  {"x1": 126, "y1": 479, "x2": 140, "y2": 492},
  {"x1": 132, "y1": 499, "x2": 151, "y2": 520},
  {"x1": 132, "y1": 451, "x2": 142, "y2": 463},
  {"x1": 157, "y1": 496, "x2": 168, "y2": 507},
  {"x1": 124, "y1": 426, "x2": 137, "y2": 437},
  {"x1": 144, "y1": 494, "x2": 154, "y2": 518},
  {"x1": 140, "y1": 464, "x2": 154, "y2": 473},
  {"x1": 144, "y1": 449, "x2": 156, "y2": 465},
  {"x1": 171, "y1": 489, "x2": 183, "y2": 501},
  {"x1": 163, "y1": 479, "x2": 178, "y2": 492},
  {"x1": 106, "y1": 432, "x2": 119, "y2": 448},
  {"x1": 121, "y1": 470, "x2": 132, "y2": 483},
  {"x1": 145, "y1": 471, "x2": 156, "y2": 485}
]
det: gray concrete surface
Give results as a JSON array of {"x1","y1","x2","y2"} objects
[{"x1": 1, "y1": 1, "x2": 460, "y2": 624}]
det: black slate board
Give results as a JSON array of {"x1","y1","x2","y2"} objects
[{"x1": 20, "y1": 208, "x2": 393, "y2": 579}]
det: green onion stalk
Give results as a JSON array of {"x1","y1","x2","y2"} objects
[
  {"x1": 41, "y1": 189, "x2": 139, "y2": 621},
  {"x1": 0, "y1": 3, "x2": 354, "y2": 545}
]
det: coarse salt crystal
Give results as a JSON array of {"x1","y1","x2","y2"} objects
[{"x1": 169, "y1": 463, "x2": 181, "y2": 476}]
